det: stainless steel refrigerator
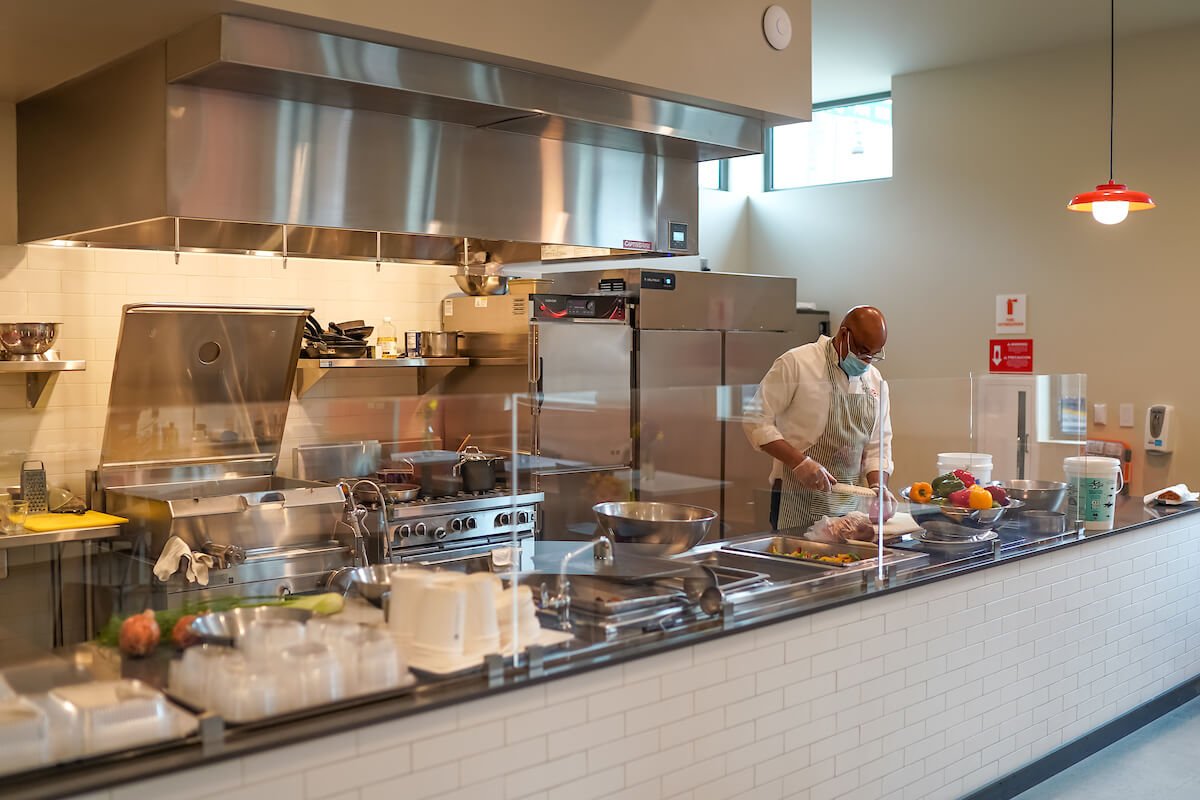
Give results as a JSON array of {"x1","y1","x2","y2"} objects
[{"x1": 530, "y1": 268, "x2": 806, "y2": 540}]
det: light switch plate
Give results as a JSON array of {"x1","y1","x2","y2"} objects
[
  {"x1": 1119, "y1": 403, "x2": 1135, "y2": 427},
  {"x1": 1093, "y1": 403, "x2": 1107, "y2": 425}
]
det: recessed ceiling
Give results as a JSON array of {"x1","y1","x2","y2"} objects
[{"x1": 812, "y1": 0, "x2": 1200, "y2": 103}]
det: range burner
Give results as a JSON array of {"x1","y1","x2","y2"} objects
[{"x1": 350, "y1": 485, "x2": 545, "y2": 561}]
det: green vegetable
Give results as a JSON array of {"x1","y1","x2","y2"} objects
[
  {"x1": 94, "y1": 595, "x2": 297, "y2": 649},
  {"x1": 282, "y1": 592, "x2": 345, "y2": 616},
  {"x1": 931, "y1": 473, "x2": 966, "y2": 498}
]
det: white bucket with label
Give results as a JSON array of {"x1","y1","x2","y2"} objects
[
  {"x1": 936, "y1": 453, "x2": 993, "y2": 485},
  {"x1": 1064, "y1": 456, "x2": 1123, "y2": 530}
]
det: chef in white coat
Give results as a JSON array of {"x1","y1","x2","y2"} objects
[{"x1": 743, "y1": 305, "x2": 896, "y2": 532}]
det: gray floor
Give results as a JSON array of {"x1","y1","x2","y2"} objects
[{"x1": 1013, "y1": 697, "x2": 1200, "y2": 799}]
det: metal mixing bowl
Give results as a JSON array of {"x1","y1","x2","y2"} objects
[
  {"x1": 347, "y1": 563, "x2": 416, "y2": 607},
  {"x1": 593, "y1": 501, "x2": 716, "y2": 555},
  {"x1": 937, "y1": 498, "x2": 1023, "y2": 527},
  {"x1": 190, "y1": 606, "x2": 312, "y2": 645},
  {"x1": 0, "y1": 322, "x2": 60, "y2": 356},
  {"x1": 454, "y1": 273, "x2": 509, "y2": 296},
  {"x1": 997, "y1": 480, "x2": 1068, "y2": 512}
]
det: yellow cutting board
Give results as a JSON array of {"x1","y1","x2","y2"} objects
[{"x1": 20, "y1": 511, "x2": 128, "y2": 532}]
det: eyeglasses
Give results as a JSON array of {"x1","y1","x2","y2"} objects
[{"x1": 846, "y1": 330, "x2": 886, "y2": 364}]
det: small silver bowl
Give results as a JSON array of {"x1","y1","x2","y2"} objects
[
  {"x1": 454, "y1": 273, "x2": 509, "y2": 296},
  {"x1": 0, "y1": 322, "x2": 60, "y2": 360}
]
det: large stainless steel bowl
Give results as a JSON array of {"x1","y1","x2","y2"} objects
[
  {"x1": 190, "y1": 606, "x2": 312, "y2": 645},
  {"x1": 454, "y1": 273, "x2": 509, "y2": 296},
  {"x1": 347, "y1": 563, "x2": 417, "y2": 607},
  {"x1": 593, "y1": 501, "x2": 716, "y2": 555},
  {"x1": 0, "y1": 322, "x2": 60, "y2": 357},
  {"x1": 997, "y1": 480, "x2": 1068, "y2": 512}
]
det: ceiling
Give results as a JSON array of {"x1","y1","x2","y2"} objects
[
  {"x1": 813, "y1": 0, "x2": 1200, "y2": 102},
  {"x1": 4, "y1": 1, "x2": 1200, "y2": 107}
]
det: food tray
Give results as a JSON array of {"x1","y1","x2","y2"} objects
[
  {"x1": 724, "y1": 536, "x2": 885, "y2": 569},
  {"x1": 41, "y1": 680, "x2": 198, "y2": 757}
]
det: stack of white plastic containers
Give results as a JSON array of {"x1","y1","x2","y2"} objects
[
  {"x1": 168, "y1": 617, "x2": 411, "y2": 722},
  {"x1": 388, "y1": 569, "x2": 543, "y2": 673},
  {"x1": 0, "y1": 675, "x2": 198, "y2": 775}
]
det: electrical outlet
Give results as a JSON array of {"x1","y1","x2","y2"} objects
[
  {"x1": 1119, "y1": 403, "x2": 1135, "y2": 428},
  {"x1": 1093, "y1": 403, "x2": 1107, "y2": 425}
]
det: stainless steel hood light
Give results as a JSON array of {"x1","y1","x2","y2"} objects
[{"x1": 18, "y1": 15, "x2": 770, "y2": 260}]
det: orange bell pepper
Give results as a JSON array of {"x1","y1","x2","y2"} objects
[{"x1": 910, "y1": 482, "x2": 934, "y2": 503}]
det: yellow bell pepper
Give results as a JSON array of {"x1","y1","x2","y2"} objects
[{"x1": 968, "y1": 485, "x2": 993, "y2": 510}]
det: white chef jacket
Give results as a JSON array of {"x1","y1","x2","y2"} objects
[{"x1": 742, "y1": 336, "x2": 893, "y2": 484}]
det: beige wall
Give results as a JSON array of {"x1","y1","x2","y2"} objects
[
  {"x1": 697, "y1": 188, "x2": 751, "y2": 273},
  {"x1": 714, "y1": 23, "x2": 1200, "y2": 493}
]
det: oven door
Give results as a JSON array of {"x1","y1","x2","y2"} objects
[{"x1": 398, "y1": 537, "x2": 533, "y2": 572}]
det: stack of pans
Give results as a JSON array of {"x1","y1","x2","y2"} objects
[{"x1": 301, "y1": 315, "x2": 373, "y2": 358}]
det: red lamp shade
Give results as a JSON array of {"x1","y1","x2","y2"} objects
[{"x1": 1067, "y1": 181, "x2": 1155, "y2": 212}]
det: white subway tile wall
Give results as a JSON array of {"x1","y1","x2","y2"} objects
[
  {"x1": 0, "y1": 244, "x2": 458, "y2": 490},
  {"x1": 68, "y1": 514, "x2": 1200, "y2": 800}
]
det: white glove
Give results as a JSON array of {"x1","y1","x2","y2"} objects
[{"x1": 186, "y1": 552, "x2": 215, "y2": 586}]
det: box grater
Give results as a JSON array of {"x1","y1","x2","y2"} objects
[{"x1": 20, "y1": 460, "x2": 47, "y2": 513}]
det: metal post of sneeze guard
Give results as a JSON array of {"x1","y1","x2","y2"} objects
[
  {"x1": 199, "y1": 713, "x2": 226, "y2": 756},
  {"x1": 485, "y1": 653, "x2": 505, "y2": 687},
  {"x1": 527, "y1": 644, "x2": 546, "y2": 678}
]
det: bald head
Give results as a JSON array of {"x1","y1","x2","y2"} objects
[{"x1": 833, "y1": 305, "x2": 887, "y2": 363}]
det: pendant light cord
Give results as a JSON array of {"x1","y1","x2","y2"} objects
[{"x1": 1109, "y1": 0, "x2": 1115, "y2": 182}]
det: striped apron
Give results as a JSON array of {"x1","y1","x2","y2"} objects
[{"x1": 775, "y1": 341, "x2": 878, "y2": 532}]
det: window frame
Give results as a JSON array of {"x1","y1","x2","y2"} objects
[
  {"x1": 699, "y1": 158, "x2": 730, "y2": 192},
  {"x1": 765, "y1": 91, "x2": 893, "y2": 192}
]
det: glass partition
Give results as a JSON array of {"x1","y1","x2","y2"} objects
[{"x1": 0, "y1": 367, "x2": 1124, "y2": 788}]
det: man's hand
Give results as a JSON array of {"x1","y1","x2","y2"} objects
[
  {"x1": 792, "y1": 456, "x2": 835, "y2": 491},
  {"x1": 868, "y1": 485, "x2": 897, "y2": 523}
]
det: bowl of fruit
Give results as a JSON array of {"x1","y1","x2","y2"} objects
[{"x1": 903, "y1": 469, "x2": 1023, "y2": 528}]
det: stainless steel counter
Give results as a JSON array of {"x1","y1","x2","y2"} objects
[
  {"x1": 2, "y1": 496, "x2": 1197, "y2": 800},
  {"x1": 0, "y1": 525, "x2": 120, "y2": 551}
]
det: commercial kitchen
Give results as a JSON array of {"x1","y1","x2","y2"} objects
[{"x1": 2, "y1": 3, "x2": 1199, "y2": 800}]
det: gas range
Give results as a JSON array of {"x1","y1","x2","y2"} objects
[{"x1": 355, "y1": 487, "x2": 544, "y2": 563}]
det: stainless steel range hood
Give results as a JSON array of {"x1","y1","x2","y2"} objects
[{"x1": 18, "y1": 15, "x2": 766, "y2": 260}]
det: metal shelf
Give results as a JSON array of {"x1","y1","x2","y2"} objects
[
  {"x1": 295, "y1": 357, "x2": 468, "y2": 397},
  {"x1": 0, "y1": 359, "x2": 87, "y2": 407},
  {"x1": 297, "y1": 357, "x2": 469, "y2": 369},
  {"x1": 467, "y1": 357, "x2": 527, "y2": 367}
]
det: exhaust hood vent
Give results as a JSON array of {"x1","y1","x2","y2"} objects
[{"x1": 19, "y1": 15, "x2": 765, "y2": 259}]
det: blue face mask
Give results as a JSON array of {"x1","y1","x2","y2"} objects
[
  {"x1": 840, "y1": 352, "x2": 869, "y2": 378},
  {"x1": 838, "y1": 331, "x2": 870, "y2": 378}
]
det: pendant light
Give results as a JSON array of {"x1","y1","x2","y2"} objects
[{"x1": 1067, "y1": 0, "x2": 1154, "y2": 224}]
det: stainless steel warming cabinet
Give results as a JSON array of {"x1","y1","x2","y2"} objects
[{"x1": 94, "y1": 304, "x2": 349, "y2": 608}]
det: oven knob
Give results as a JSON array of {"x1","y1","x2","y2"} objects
[
  {"x1": 434, "y1": 527, "x2": 447, "y2": 540},
  {"x1": 450, "y1": 518, "x2": 463, "y2": 532},
  {"x1": 466, "y1": 517, "x2": 478, "y2": 530},
  {"x1": 415, "y1": 523, "x2": 427, "y2": 537},
  {"x1": 398, "y1": 524, "x2": 411, "y2": 538},
  {"x1": 499, "y1": 513, "x2": 512, "y2": 526},
  {"x1": 517, "y1": 511, "x2": 530, "y2": 524}
]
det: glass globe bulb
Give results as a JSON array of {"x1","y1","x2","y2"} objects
[{"x1": 1092, "y1": 200, "x2": 1130, "y2": 225}]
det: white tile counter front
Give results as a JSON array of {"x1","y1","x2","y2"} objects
[{"x1": 75, "y1": 512, "x2": 1200, "y2": 800}]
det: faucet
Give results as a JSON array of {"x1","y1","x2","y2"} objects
[{"x1": 539, "y1": 535, "x2": 616, "y2": 631}]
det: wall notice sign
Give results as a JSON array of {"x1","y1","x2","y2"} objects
[
  {"x1": 995, "y1": 294, "x2": 1026, "y2": 334},
  {"x1": 989, "y1": 338, "x2": 1033, "y2": 373}
]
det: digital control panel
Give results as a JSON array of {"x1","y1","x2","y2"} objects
[
  {"x1": 532, "y1": 294, "x2": 627, "y2": 321},
  {"x1": 640, "y1": 271, "x2": 676, "y2": 291},
  {"x1": 668, "y1": 221, "x2": 689, "y2": 251}
]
